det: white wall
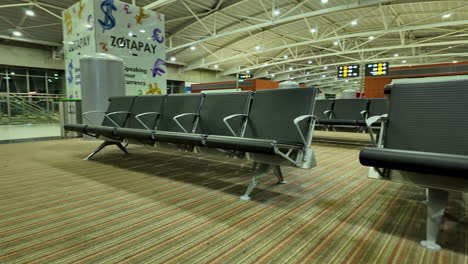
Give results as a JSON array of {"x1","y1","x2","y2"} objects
[{"x1": 0, "y1": 44, "x2": 63, "y2": 70}]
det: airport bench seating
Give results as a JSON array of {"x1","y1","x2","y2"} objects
[
  {"x1": 359, "y1": 80, "x2": 468, "y2": 251},
  {"x1": 65, "y1": 87, "x2": 319, "y2": 200}
]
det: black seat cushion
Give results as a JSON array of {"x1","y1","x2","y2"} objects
[
  {"x1": 154, "y1": 131, "x2": 204, "y2": 146},
  {"x1": 114, "y1": 128, "x2": 154, "y2": 140},
  {"x1": 85, "y1": 125, "x2": 116, "y2": 138},
  {"x1": 205, "y1": 135, "x2": 276, "y2": 154},
  {"x1": 318, "y1": 119, "x2": 358, "y2": 126},
  {"x1": 360, "y1": 147, "x2": 468, "y2": 178},
  {"x1": 64, "y1": 124, "x2": 87, "y2": 133}
]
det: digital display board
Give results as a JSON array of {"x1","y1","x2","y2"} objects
[
  {"x1": 239, "y1": 74, "x2": 253, "y2": 79},
  {"x1": 337, "y1": 65, "x2": 360, "y2": 78},
  {"x1": 365, "y1": 62, "x2": 389, "y2": 76}
]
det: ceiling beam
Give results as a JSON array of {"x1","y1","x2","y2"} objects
[
  {"x1": 168, "y1": 0, "x2": 394, "y2": 53},
  {"x1": 0, "y1": 34, "x2": 61, "y2": 47},
  {"x1": 144, "y1": 0, "x2": 178, "y2": 10}
]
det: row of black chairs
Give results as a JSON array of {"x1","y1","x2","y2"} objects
[
  {"x1": 65, "y1": 87, "x2": 319, "y2": 200},
  {"x1": 359, "y1": 79, "x2": 468, "y2": 250},
  {"x1": 314, "y1": 98, "x2": 388, "y2": 127}
]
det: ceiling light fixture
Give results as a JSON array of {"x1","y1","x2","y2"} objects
[
  {"x1": 321, "y1": 0, "x2": 328, "y2": 3},
  {"x1": 273, "y1": 10, "x2": 280, "y2": 16},
  {"x1": 12, "y1": 31, "x2": 22, "y2": 37},
  {"x1": 190, "y1": 46, "x2": 196, "y2": 51},
  {"x1": 289, "y1": 67, "x2": 293, "y2": 71},
  {"x1": 283, "y1": 55, "x2": 288, "y2": 59},
  {"x1": 442, "y1": 13, "x2": 451, "y2": 19},
  {"x1": 453, "y1": 60, "x2": 458, "y2": 63},
  {"x1": 401, "y1": 60, "x2": 407, "y2": 63},
  {"x1": 324, "y1": 66, "x2": 328, "y2": 69},
  {"x1": 333, "y1": 41, "x2": 339, "y2": 46},
  {"x1": 351, "y1": 20, "x2": 358, "y2": 25},
  {"x1": 246, "y1": 70, "x2": 250, "y2": 73},
  {"x1": 394, "y1": 53, "x2": 399, "y2": 57},
  {"x1": 25, "y1": 10, "x2": 35, "y2": 16},
  {"x1": 310, "y1": 28, "x2": 316, "y2": 33},
  {"x1": 308, "y1": 60, "x2": 313, "y2": 64},
  {"x1": 214, "y1": 65, "x2": 219, "y2": 69},
  {"x1": 170, "y1": 57, "x2": 176, "y2": 62},
  {"x1": 368, "y1": 36, "x2": 375, "y2": 40},
  {"x1": 255, "y1": 45, "x2": 261, "y2": 50}
]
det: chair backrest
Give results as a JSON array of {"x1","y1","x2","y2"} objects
[
  {"x1": 124, "y1": 95, "x2": 166, "y2": 129},
  {"x1": 332, "y1": 99, "x2": 369, "y2": 120},
  {"x1": 157, "y1": 93, "x2": 204, "y2": 132},
  {"x1": 195, "y1": 91, "x2": 252, "y2": 136},
  {"x1": 244, "y1": 87, "x2": 318, "y2": 144},
  {"x1": 314, "y1": 100, "x2": 334, "y2": 119},
  {"x1": 102, "y1": 96, "x2": 136, "y2": 127},
  {"x1": 384, "y1": 79, "x2": 468, "y2": 155},
  {"x1": 368, "y1": 98, "x2": 388, "y2": 117}
]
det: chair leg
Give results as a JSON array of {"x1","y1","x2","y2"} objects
[
  {"x1": 273, "y1": 165, "x2": 286, "y2": 184},
  {"x1": 240, "y1": 163, "x2": 270, "y2": 201},
  {"x1": 116, "y1": 142, "x2": 129, "y2": 155},
  {"x1": 84, "y1": 141, "x2": 113, "y2": 160},
  {"x1": 420, "y1": 188, "x2": 449, "y2": 251}
]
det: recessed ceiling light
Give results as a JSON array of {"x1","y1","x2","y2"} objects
[
  {"x1": 308, "y1": 60, "x2": 313, "y2": 64},
  {"x1": 401, "y1": 60, "x2": 407, "y2": 63},
  {"x1": 271, "y1": 74, "x2": 275, "y2": 77},
  {"x1": 449, "y1": 46, "x2": 453, "y2": 48},
  {"x1": 273, "y1": 10, "x2": 280, "y2": 16},
  {"x1": 283, "y1": 55, "x2": 288, "y2": 59},
  {"x1": 394, "y1": 53, "x2": 399, "y2": 57},
  {"x1": 321, "y1": 0, "x2": 328, "y2": 3},
  {"x1": 25, "y1": 10, "x2": 35, "y2": 16},
  {"x1": 453, "y1": 60, "x2": 458, "y2": 63},
  {"x1": 170, "y1": 57, "x2": 176, "y2": 62},
  {"x1": 368, "y1": 36, "x2": 375, "y2": 40},
  {"x1": 190, "y1": 46, "x2": 196, "y2": 51},
  {"x1": 289, "y1": 67, "x2": 293, "y2": 71},
  {"x1": 12, "y1": 31, "x2": 22, "y2": 36},
  {"x1": 310, "y1": 28, "x2": 317, "y2": 33},
  {"x1": 214, "y1": 65, "x2": 219, "y2": 69},
  {"x1": 324, "y1": 66, "x2": 328, "y2": 69},
  {"x1": 351, "y1": 20, "x2": 358, "y2": 25},
  {"x1": 322, "y1": 75, "x2": 326, "y2": 78},
  {"x1": 255, "y1": 45, "x2": 261, "y2": 50},
  {"x1": 442, "y1": 13, "x2": 451, "y2": 19},
  {"x1": 10, "y1": 72, "x2": 15, "y2": 75},
  {"x1": 246, "y1": 70, "x2": 250, "y2": 73},
  {"x1": 333, "y1": 41, "x2": 339, "y2": 46}
]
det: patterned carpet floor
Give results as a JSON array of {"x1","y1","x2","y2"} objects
[{"x1": 0, "y1": 137, "x2": 466, "y2": 263}]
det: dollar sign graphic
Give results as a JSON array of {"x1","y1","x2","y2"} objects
[
  {"x1": 64, "y1": 11, "x2": 73, "y2": 35},
  {"x1": 67, "y1": 60, "x2": 74, "y2": 84},
  {"x1": 98, "y1": 0, "x2": 117, "y2": 32}
]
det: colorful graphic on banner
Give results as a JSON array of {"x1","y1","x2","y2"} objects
[
  {"x1": 147, "y1": 83, "x2": 162, "y2": 94},
  {"x1": 98, "y1": 0, "x2": 117, "y2": 32},
  {"x1": 64, "y1": 11, "x2": 73, "y2": 35},
  {"x1": 151, "y1": 58, "x2": 166, "y2": 77},
  {"x1": 152, "y1": 28, "x2": 164, "y2": 43},
  {"x1": 67, "y1": 60, "x2": 74, "y2": 84},
  {"x1": 135, "y1": 8, "x2": 150, "y2": 25},
  {"x1": 63, "y1": 0, "x2": 166, "y2": 97},
  {"x1": 78, "y1": 0, "x2": 86, "y2": 19}
]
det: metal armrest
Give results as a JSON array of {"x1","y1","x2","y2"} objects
[
  {"x1": 82, "y1": 111, "x2": 106, "y2": 125},
  {"x1": 323, "y1": 110, "x2": 333, "y2": 119},
  {"x1": 223, "y1": 113, "x2": 246, "y2": 137},
  {"x1": 366, "y1": 114, "x2": 388, "y2": 147},
  {"x1": 135, "y1": 112, "x2": 161, "y2": 130},
  {"x1": 105, "y1": 111, "x2": 131, "y2": 127},
  {"x1": 293, "y1": 115, "x2": 316, "y2": 146},
  {"x1": 173, "y1": 112, "x2": 198, "y2": 133}
]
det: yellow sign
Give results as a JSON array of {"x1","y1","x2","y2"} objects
[{"x1": 146, "y1": 83, "x2": 162, "y2": 94}]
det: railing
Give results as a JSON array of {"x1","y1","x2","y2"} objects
[{"x1": 0, "y1": 92, "x2": 66, "y2": 124}]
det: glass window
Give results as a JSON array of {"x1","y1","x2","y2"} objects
[
  {"x1": 7, "y1": 66, "x2": 27, "y2": 76},
  {"x1": 0, "y1": 76, "x2": 8, "y2": 92},
  {"x1": 29, "y1": 76, "x2": 46, "y2": 93},
  {"x1": 28, "y1": 68, "x2": 46, "y2": 77},
  {"x1": 8, "y1": 75, "x2": 28, "y2": 93}
]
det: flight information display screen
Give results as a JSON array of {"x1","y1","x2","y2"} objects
[
  {"x1": 365, "y1": 62, "x2": 389, "y2": 76},
  {"x1": 337, "y1": 65, "x2": 360, "y2": 78}
]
